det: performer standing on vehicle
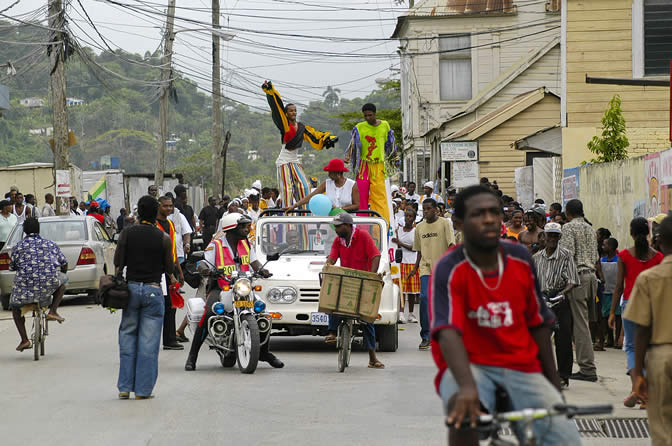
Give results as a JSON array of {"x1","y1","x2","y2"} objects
[
  {"x1": 325, "y1": 213, "x2": 384, "y2": 369},
  {"x1": 285, "y1": 159, "x2": 360, "y2": 213},
  {"x1": 431, "y1": 185, "x2": 579, "y2": 445},
  {"x1": 344, "y1": 103, "x2": 398, "y2": 224},
  {"x1": 262, "y1": 81, "x2": 338, "y2": 209},
  {"x1": 185, "y1": 213, "x2": 283, "y2": 371}
]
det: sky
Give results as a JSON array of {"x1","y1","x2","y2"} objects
[{"x1": 6, "y1": 0, "x2": 407, "y2": 112}]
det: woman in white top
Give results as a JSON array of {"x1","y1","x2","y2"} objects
[
  {"x1": 285, "y1": 159, "x2": 360, "y2": 212},
  {"x1": 391, "y1": 208, "x2": 420, "y2": 324}
]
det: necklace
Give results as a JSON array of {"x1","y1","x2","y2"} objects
[{"x1": 463, "y1": 248, "x2": 504, "y2": 292}]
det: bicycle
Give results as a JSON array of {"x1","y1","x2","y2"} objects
[
  {"x1": 336, "y1": 316, "x2": 356, "y2": 373},
  {"x1": 448, "y1": 403, "x2": 613, "y2": 446},
  {"x1": 24, "y1": 303, "x2": 49, "y2": 361}
]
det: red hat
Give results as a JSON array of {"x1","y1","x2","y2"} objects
[
  {"x1": 323, "y1": 158, "x2": 349, "y2": 172},
  {"x1": 88, "y1": 201, "x2": 99, "y2": 208}
]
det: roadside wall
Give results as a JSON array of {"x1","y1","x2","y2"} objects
[{"x1": 563, "y1": 147, "x2": 672, "y2": 245}]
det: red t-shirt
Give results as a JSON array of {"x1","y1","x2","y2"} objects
[
  {"x1": 429, "y1": 241, "x2": 554, "y2": 393},
  {"x1": 328, "y1": 227, "x2": 380, "y2": 272},
  {"x1": 619, "y1": 248, "x2": 664, "y2": 300}
]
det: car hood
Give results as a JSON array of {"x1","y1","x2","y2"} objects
[{"x1": 264, "y1": 256, "x2": 326, "y2": 281}]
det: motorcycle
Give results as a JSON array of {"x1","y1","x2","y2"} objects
[{"x1": 184, "y1": 252, "x2": 279, "y2": 374}]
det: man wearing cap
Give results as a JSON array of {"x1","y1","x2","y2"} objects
[
  {"x1": 285, "y1": 159, "x2": 360, "y2": 213},
  {"x1": 324, "y1": 212, "x2": 384, "y2": 369},
  {"x1": 419, "y1": 181, "x2": 443, "y2": 205},
  {"x1": 533, "y1": 222, "x2": 580, "y2": 389},
  {"x1": 519, "y1": 208, "x2": 546, "y2": 251}
]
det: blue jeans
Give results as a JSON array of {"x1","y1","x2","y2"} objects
[
  {"x1": 328, "y1": 315, "x2": 376, "y2": 351},
  {"x1": 118, "y1": 281, "x2": 164, "y2": 396},
  {"x1": 440, "y1": 365, "x2": 581, "y2": 445},
  {"x1": 622, "y1": 300, "x2": 636, "y2": 372},
  {"x1": 420, "y1": 275, "x2": 430, "y2": 340}
]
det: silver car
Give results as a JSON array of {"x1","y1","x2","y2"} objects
[{"x1": 0, "y1": 216, "x2": 116, "y2": 310}]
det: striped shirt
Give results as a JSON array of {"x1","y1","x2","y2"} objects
[{"x1": 533, "y1": 246, "x2": 580, "y2": 294}]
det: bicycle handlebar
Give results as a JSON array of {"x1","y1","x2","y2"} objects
[{"x1": 447, "y1": 403, "x2": 613, "y2": 429}]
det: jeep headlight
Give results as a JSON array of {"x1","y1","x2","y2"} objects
[
  {"x1": 281, "y1": 287, "x2": 297, "y2": 303},
  {"x1": 233, "y1": 278, "x2": 252, "y2": 297},
  {"x1": 268, "y1": 288, "x2": 282, "y2": 303}
]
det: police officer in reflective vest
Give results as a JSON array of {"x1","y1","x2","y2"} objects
[{"x1": 185, "y1": 213, "x2": 284, "y2": 370}]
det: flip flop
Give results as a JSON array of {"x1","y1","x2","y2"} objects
[
  {"x1": 16, "y1": 341, "x2": 31, "y2": 352},
  {"x1": 368, "y1": 361, "x2": 385, "y2": 369},
  {"x1": 47, "y1": 314, "x2": 65, "y2": 324},
  {"x1": 623, "y1": 392, "x2": 638, "y2": 408},
  {"x1": 324, "y1": 335, "x2": 337, "y2": 344}
]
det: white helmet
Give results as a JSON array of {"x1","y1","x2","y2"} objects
[{"x1": 219, "y1": 212, "x2": 252, "y2": 232}]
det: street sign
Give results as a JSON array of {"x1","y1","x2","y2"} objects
[{"x1": 440, "y1": 141, "x2": 478, "y2": 162}]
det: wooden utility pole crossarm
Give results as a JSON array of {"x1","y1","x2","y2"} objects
[
  {"x1": 48, "y1": 0, "x2": 70, "y2": 215},
  {"x1": 154, "y1": 0, "x2": 177, "y2": 186}
]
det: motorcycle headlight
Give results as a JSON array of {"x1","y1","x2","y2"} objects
[
  {"x1": 281, "y1": 287, "x2": 297, "y2": 303},
  {"x1": 213, "y1": 302, "x2": 225, "y2": 315},
  {"x1": 233, "y1": 278, "x2": 252, "y2": 297},
  {"x1": 267, "y1": 288, "x2": 282, "y2": 303},
  {"x1": 254, "y1": 300, "x2": 266, "y2": 313}
]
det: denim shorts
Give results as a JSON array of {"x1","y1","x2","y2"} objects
[{"x1": 440, "y1": 364, "x2": 581, "y2": 445}]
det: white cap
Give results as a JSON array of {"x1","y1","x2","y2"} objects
[
  {"x1": 544, "y1": 222, "x2": 562, "y2": 234},
  {"x1": 251, "y1": 180, "x2": 262, "y2": 190},
  {"x1": 424, "y1": 181, "x2": 433, "y2": 189},
  {"x1": 391, "y1": 185, "x2": 399, "y2": 193}
]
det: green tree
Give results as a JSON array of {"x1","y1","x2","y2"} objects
[
  {"x1": 586, "y1": 95, "x2": 629, "y2": 163},
  {"x1": 322, "y1": 86, "x2": 341, "y2": 110}
]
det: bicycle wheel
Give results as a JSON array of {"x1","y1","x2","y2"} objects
[
  {"x1": 33, "y1": 311, "x2": 41, "y2": 361},
  {"x1": 337, "y1": 321, "x2": 351, "y2": 373},
  {"x1": 40, "y1": 312, "x2": 46, "y2": 356}
]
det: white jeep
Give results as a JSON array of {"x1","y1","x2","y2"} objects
[{"x1": 254, "y1": 213, "x2": 400, "y2": 352}]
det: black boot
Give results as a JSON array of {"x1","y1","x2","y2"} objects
[
  {"x1": 185, "y1": 325, "x2": 206, "y2": 371},
  {"x1": 259, "y1": 342, "x2": 284, "y2": 369}
]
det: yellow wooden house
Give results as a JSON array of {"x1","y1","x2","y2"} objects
[{"x1": 562, "y1": 0, "x2": 671, "y2": 168}]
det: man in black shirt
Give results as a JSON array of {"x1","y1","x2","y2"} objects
[
  {"x1": 216, "y1": 195, "x2": 231, "y2": 220},
  {"x1": 199, "y1": 197, "x2": 219, "y2": 247},
  {"x1": 174, "y1": 184, "x2": 195, "y2": 231}
]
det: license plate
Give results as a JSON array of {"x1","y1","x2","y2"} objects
[
  {"x1": 310, "y1": 312, "x2": 329, "y2": 326},
  {"x1": 234, "y1": 301, "x2": 253, "y2": 308}
]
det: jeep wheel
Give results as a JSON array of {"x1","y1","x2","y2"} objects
[{"x1": 377, "y1": 323, "x2": 398, "y2": 352}]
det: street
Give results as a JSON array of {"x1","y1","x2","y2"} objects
[{"x1": 0, "y1": 291, "x2": 650, "y2": 446}]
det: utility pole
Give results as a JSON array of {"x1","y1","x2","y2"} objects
[
  {"x1": 154, "y1": 0, "x2": 177, "y2": 187},
  {"x1": 221, "y1": 130, "x2": 230, "y2": 198},
  {"x1": 48, "y1": 0, "x2": 69, "y2": 215},
  {"x1": 211, "y1": 0, "x2": 223, "y2": 197}
]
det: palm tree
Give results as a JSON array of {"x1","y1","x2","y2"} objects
[{"x1": 322, "y1": 86, "x2": 341, "y2": 110}]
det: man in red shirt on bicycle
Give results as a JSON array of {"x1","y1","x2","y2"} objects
[
  {"x1": 325, "y1": 212, "x2": 384, "y2": 369},
  {"x1": 431, "y1": 185, "x2": 580, "y2": 445}
]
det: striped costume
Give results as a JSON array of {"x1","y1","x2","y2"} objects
[{"x1": 262, "y1": 82, "x2": 338, "y2": 208}]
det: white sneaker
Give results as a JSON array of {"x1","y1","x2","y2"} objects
[
  {"x1": 408, "y1": 314, "x2": 418, "y2": 323},
  {"x1": 398, "y1": 312, "x2": 407, "y2": 324}
]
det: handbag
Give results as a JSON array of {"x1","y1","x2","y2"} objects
[
  {"x1": 394, "y1": 227, "x2": 403, "y2": 264},
  {"x1": 98, "y1": 271, "x2": 129, "y2": 310},
  {"x1": 98, "y1": 232, "x2": 129, "y2": 310}
]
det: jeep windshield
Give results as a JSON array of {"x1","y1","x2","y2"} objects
[{"x1": 258, "y1": 220, "x2": 385, "y2": 256}]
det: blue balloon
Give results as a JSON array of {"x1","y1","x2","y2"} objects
[{"x1": 308, "y1": 194, "x2": 332, "y2": 216}]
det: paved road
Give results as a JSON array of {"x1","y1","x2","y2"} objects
[{"x1": 0, "y1": 292, "x2": 649, "y2": 446}]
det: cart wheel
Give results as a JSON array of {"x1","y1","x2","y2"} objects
[{"x1": 337, "y1": 321, "x2": 350, "y2": 373}]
